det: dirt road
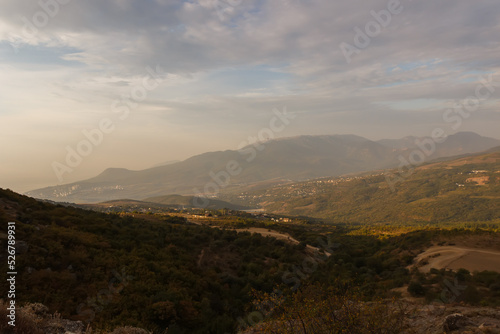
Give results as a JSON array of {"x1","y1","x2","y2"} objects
[
  {"x1": 187, "y1": 219, "x2": 331, "y2": 256},
  {"x1": 233, "y1": 227, "x2": 331, "y2": 256}
]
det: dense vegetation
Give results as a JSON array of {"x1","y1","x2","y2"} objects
[
  {"x1": 251, "y1": 284, "x2": 411, "y2": 333},
  {"x1": 0, "y1": 189, "x2": 307, "y2": 333},
  {"x1": 144, "y1": 194, "x2": 250, "y2": 210},
  {"x1": 1, "y1": 187, "x2": 499, "y2": 333},
  {"x1": 409, "y1": 267, "x2": 500, "y2": 306}
]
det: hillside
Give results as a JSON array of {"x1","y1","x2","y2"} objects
[
  {"x1": 2, "y1": 188, "x2": 500, "y2": 333},
  {"x1": 26, "y1": 132, "x2": 500, "y2": 203},
  {"x1": 81, "y1": 195, "x2": 251, "y2": 212},
  {"x1": 223, "y1": 148, "x2": 500, "y2": 224},
  {"x1": 0, "y1": 188, "x2": 310, "y2": 333},
  {"x1": 144, "y1": 194, "x2": 251, "y2": 210}
]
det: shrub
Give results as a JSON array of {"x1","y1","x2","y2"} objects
[
  {"x1": 0, "y1": 300, "x2": 43, "y2": 334},
  {"x1": 110, "y1": 326, "x2": 152, "y2": 334},
  {"x1": 407, "y1": 282, "x2": 426, "y2": 297},
  {"x1": 253, "y1": 284, "x2": 412, "y2": 334}
]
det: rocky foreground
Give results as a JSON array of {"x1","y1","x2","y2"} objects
[
  {"x1": 409, "y1": 304, "x2": 500, "y2": 333},
  {"x1": 0, "y1": 303, "x2": 150, "y2": 334},
  {"x1": 3, "y1": 301, "x2": 500, "y2": 333},
  {"x1": 241, "y1": 301, "x2": 500, "y2": 334}
]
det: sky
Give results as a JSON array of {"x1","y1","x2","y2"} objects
[{"x1": 1, "y1": 0, "x2": 500, "y2": 192}]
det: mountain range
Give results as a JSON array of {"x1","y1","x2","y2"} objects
[{"x1": 26, "y1": 132, "x2": 500, "y2": 203}]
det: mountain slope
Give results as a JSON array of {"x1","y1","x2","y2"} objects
[
  {"x1": 0, "y1": 188, "x2": 309, "y2": 333},
  {"x1": 27, "y1": 132, "x2": 500, "y2": 203},
  {"x1": 242, "y1": 148, "x2": 500, "y2": 223}
]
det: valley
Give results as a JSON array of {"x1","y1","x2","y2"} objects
[
  {"x1": 3, "y1": 135, "x2": 500, "y2": 334},
  {"x1": 1, "y1": 187, "x2": 500, "y2": 333},
  {"x1": 5, "y1": 2, "x2": 500, "y2": 332}
]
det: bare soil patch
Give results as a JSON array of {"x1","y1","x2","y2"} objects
[
  {"x1": 414, "y1": 246, "x2": 500, "y2": 273},
  {"x1": 466, "y1": 176, "x2": 490, "y2": 185}
]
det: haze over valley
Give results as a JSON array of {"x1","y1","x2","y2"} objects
[{"x1": 26, "y1": 131, "x2": 500, "y2": 203}]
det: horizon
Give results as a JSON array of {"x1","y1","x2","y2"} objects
[
  {"x1": 1, "y1": 1, "x2": 500, "y2": 193},
  {"x1": 14, "y1": 130, "x2": 500, "y2": 195}
]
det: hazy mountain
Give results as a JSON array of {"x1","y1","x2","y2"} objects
[
  {"x1": 26, "y1": 132, "x2": 500, "y2": 203},
  {"x1": 377, "y1": 131, "x2": 500, "y2": 157},
  {"x1": 377, "y1": 136, "x2": 420, "y2": 150},
  {"x1": 427, "y1": 132, "x2": 500, "y2": 157},
  {"x1": 151, "y1": 160, "x2": 181, "y2": 168}
]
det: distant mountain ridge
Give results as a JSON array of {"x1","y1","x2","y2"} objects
[
  {"x1": 378, "y1": 132, "x2": 500, "y2": 157},
  {"x1": 26, "y1": 132, "x2": 500, "y2": 203}
]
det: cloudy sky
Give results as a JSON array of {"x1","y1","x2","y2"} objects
[{"x1": 1, "y1": 0, "x2": 500, "y2": 192}]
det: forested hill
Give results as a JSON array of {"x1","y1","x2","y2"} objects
[
  {"x1": 0, "y1": 188, "x2": 308, "y2": 333},
  {"x1": 2, "y1": 188, "x2": 500, "y2": 333},
  {"x1": 242, "y1": 148, "x2": 500, "y2": 225}
]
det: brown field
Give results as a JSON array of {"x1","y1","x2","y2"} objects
[
  {"x1": 414, "y1": 246, "x2": 500, "y2": 273},
  {"x1": 466, "y1": 176, "x2": 489, "y2": 185}
]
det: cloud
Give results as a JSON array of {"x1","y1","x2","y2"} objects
[{"x1": 0, "y1": 0, "x2": 500, "y2": 191}]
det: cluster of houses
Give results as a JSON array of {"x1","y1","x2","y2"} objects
[{"x1": 456, "y1": 169, "x2": 490, "y2": 187}]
